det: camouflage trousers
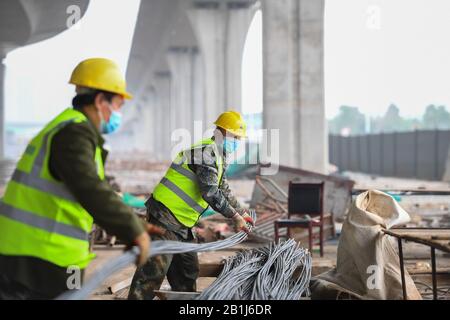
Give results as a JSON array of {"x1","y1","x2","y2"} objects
[{"x1": 127, "y1": 229, "x2": 199, "y2": 300}]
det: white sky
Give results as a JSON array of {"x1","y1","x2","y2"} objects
[
  {"x1": 5, "y1": 0, "x2": 450, "y2": 123},
  {"x1": 325, "y1": 0, "x2": 450, "y2": 119},
  {"x1": 242, "y1": 11, "x2": 263, "y2": 116},
  {"x1": 5, "y1": 0, "x2": 141, "y2": 124}
]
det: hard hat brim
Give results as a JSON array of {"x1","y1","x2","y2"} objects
[
  {"x1": 215, "y1": 123, "x2": 247, "y2": 138},
  {"x1": 122, "y1": 91, "x2": 133, "y2": 100}
]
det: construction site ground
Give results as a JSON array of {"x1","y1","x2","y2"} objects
[
  {"x1": 89, "y1": 158, "x2": 450, "y2": 300},
  {"x1": 1, "y1": 157, "x2": 450, "y2": 299},
  {"x1": 87, "y1": 238, "x2": 450, "y2": 300}
]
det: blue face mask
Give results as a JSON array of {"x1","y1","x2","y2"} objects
[
  {"x1": 101, "y1": 109, "x2": 122, "y2": 134},
  {"x1": 223, "y1": 138, "x2": 240, "y2": 154}
]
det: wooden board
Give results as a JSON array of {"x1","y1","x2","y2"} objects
[
  {"x1": 383, "y1": 228, "x2": 450, "y2": 253},
  {"x1": 108, "y1": 277, "x2": 133, "y2": 294},
  {"x1": 198, "y1": 258, "x2": 335, "y2": 278},
  {"x1": 154, "y1": 290, "x2": 200, "y2": 300},
  {"x1": 199, "y1": 263, "x2": 224, "y2": 277}
]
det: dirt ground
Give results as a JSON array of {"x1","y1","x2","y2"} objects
[
  {"x1": 1, "y1": 157, "x2": 449, "y2": 299},
  {"x1": 85, "y1": 241, "x2": 338, "y2": 300},
  {"x1": 87, "y1": 161, "x2": 450, "y2": 300},
  {"x1": 85, "y1": 236, "x2": 450, "y2": 300}
]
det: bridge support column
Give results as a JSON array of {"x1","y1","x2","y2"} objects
[
  {"x1": 0, "y1": 55, "x2": 5, "y2": 159},
  {"x1": 262, "y1": 0, "x2": 326, "y2": 172},
  {"x1": 167, "y1": 47, "x2": 194, "y2": 138},
  {"x1": 187, "y1": 1, "x2": 257, "y2": 127},
  {"x1": 192, "y1": 48, "x2": 205, "y2": 136},
  {"x1": 154, "y1": 71, "x2": 172, "y2": 160},
  {"x1": 140, "y1": 89, "x2": 157, "y2": 155}
]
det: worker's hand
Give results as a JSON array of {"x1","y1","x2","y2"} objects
[
  {"x1": 233, "y1": 213, "x2": 252, "y2": 234},
  {"x1": 132, "y1": 224, "x2": 165, "y2": 267},
  {"x1": 237, "y1": 208, "x2": 255, "y2": 227},
  {"x1": 145, "y1": 223, "x2": 165, "y2": 236},
  {"x1": 133, "y1": 231, "x2": 151, "y2": 267}
]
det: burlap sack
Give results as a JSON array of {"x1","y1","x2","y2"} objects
[{"x1": 314, "y1": 190, "x2": 422, "y2": 300}]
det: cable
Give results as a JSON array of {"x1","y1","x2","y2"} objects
[
  {"x1": 197, "y1": 239, "x2": 312, "y2": 300},
  {"x1": 56, "y1": 210, "x2": 256, "y2": 300}
]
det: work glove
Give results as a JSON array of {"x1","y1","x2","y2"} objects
[
  {"x1": 232, "y1": 212, "x2": 252, "y2": 234},
  {"x1": 130, "y1": 223, "x2": 165, "y2": 267},
  {"x1": 236, "y1": 208, "x2": 255, "y2": 227}
]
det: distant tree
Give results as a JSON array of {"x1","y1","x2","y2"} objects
[
  {"x1": 329, "y1": 104, "x2": 450, "y2": 135},
  {"x1": 328, "y1": 105, "x2": 366, "y2": 135},
  {"x1": 422, "y1": 105, "x2": 450, "y2": 129},
  {"x1": 404, "y1": 118, "x2": 422, "y2": 131},
  {"x1": 370, "y1": 104, "x2": 418, "y2": 133},
  {"x1": 381, "y1": 104, "x2": 403, "y2": 132}
]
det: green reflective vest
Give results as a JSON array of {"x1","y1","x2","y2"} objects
[
  {"x1": 0, "y1": 108, "x2": 104, "y2": 269},
  {"x1": 152, "y1": 138, "x2": 224, "y2": 228}
]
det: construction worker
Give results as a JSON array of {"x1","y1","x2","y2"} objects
[
  {"x1": 0, "y1": 58, "x2": 162, "y2": 300},
  {"x1": 128, "y1": 110, "x2": 255, "y2": 300}
]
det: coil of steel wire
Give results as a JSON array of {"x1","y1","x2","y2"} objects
[
  {"x1": 197, "y1": 239, "x2": 312, "y2": 300},
  {"x1": 57, "y1": 210, "x2": 257, "y2": 300}
]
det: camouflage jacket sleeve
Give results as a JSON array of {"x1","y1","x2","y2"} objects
[
  {"x1": 187, "y1": 144, "x2": 241, "y2": 218},
  {"x1": 219, "y1": 170, "x2": 242, "y2": 210}
]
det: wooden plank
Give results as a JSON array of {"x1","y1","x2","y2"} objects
[
  {"x1": 408, "y1": 267, "x2": 450, "y2": 275},
  {"x1": 197, "y1": 259, "x2": 335, "y2": 278},
  {"x1": 154, "y1": 290, "x2": 200, "y2": 300},
  {"x1": 383, "y1": 228, "x2": 450, "y2": 253},
  {"x1": 353, "y1": 188, "x2": 450, "y2": 195},
  {"x1": 108, "y1": 277, "x2": 133, "y2": 294},
  {"x1": 199, "y1": 263, "x2": 224, "y2": 277}
]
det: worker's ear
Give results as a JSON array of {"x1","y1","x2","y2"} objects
[
  {"x1": 214, "y1": 127, "x2": 225, "y2": 143},
  {"x1": 94, "y1": 92, "x2": 112, "y2": 119},
  {"x1": 94, "y1": 92, "x2": 108, "y2": 109}
]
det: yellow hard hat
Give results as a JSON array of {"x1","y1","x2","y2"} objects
[
  {"x1": 69, "y1": 58, "x2": 133, "y2": 99},
  {"x1": 214, "y1": 110, "x2": 247, "y2": 138}
]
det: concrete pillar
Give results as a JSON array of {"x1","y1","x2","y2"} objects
[
  {"x1": 262, "y1": 0, "x2": 327, "y2": 173},
  {"x1": 167, "y1": 47, "x2": 194, "y2": 134},
  {"x1": 226, "y1": 1, "x2": 258, "y2": 112},
  {"x1": 150, "y1": 83, "x2": 163, "y2": 160},
  {"x1": 191, "y1": 48, "x2": 204, "y2": 127},
  {"x1": 136, "y1": 88, "x2": 157, "y2": 154},
  {"x1": 154, "y1": 71, "x2": 172, "y2": 160},
  {"x1": 133, "y1": 103, "x2": 145, "y2": 151},
  {"x1": 0, "y1": 55, "x2": 5, "y2": 159},
  {"x1": 148, "y1": 90, "x2": 157, "y2": 155},
  {"x1": 187, "y1": 1, "x2": 257, "y2": 126}
]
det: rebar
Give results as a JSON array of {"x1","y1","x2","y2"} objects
[
  {"x1": 197, "y1": 239, "x2": 312, "y2": 300},
  {"x1": 57, "y1": 210, "x2": 257, "y2": 300}
]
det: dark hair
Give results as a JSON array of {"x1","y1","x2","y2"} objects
[{"x1": 72, "y1": 90, "x2": 116, "y2": 109}]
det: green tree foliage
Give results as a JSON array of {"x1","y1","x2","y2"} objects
[
  {"x1": 328, "y1": 105, "x2": 366, "y2": 135},
  {"x1": 422, "y1": 105, "x2": 450, "y2": 129},
  {"x1": 328, "y1": 104, "x2": 450, "y2": 135},
  {"x1": 370, "y1": 104, "x2": 415, "y2": 133}
]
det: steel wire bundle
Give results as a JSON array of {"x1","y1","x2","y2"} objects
[
  {"x1": 197, "y1": 239, "x2": 312, "y2": 300},
  {"x1": 57, "y1": 210, "x2": 257, "y2": 300}
]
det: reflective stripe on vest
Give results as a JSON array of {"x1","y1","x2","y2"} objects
[
  {"x1": 0, "y1": 202, "x2": 88, "y2": 241},
  {"x1": 159, "y1": 177, "x2": 205, "y2": 214},
  {"x1": 152, "y1": 139, "x2": 224, "y2": 228},
  {"x1": 11, "y1": 169, "x2": 76, "y2": 203},
  {"x1": 170, "y1": 163, "x2": 198, "y2": 181},
  {"x1": 0, "y1": 108, "x2": 103, "y2": 268}
]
